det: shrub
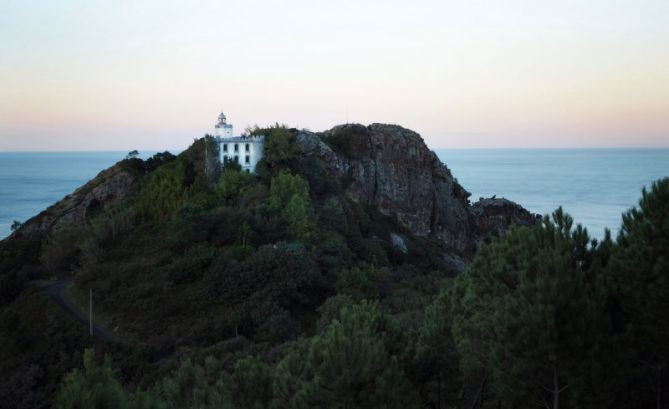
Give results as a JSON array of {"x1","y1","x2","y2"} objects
[
  {"x1": 56, "y1": 349, "x2": 129, "y2": 409},
  {"x1": 320, "y1": 124, "x2": 368, "y2": 159},
  {"x1": 216, "y1": 167, "x2": 254, "y2": 204}
]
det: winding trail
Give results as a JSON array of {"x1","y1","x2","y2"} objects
[{"x1": 42, "y1": 280, "x2": 115, "y2": 342}]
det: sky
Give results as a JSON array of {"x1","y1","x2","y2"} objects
[{"x1": 1, "y1": 0, "x2": 668, "y2": 151}]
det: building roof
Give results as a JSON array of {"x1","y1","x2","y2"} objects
[{"x1": 219, "y1": 135, "x2": 265, "y2": 142}]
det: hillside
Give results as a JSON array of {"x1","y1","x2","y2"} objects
[
  {"x1": 2, "y1": 124, "x2": 666, "y2": 409},
  {"x1": 0, "y1": 123, "x2": 532, "y2": 407}
]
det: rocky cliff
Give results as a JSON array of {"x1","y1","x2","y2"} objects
[{"x1": 298, "y1": 123, "x2": 537, "y2": 256}]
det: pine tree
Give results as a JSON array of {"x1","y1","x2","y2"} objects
[
  {"x1": 272, "y1": 301, "x2": 418, "y2": 409},
  {"x1": 451, "y1": 209, "x2": 618, "y2": 409},
  {"x1": 608, "y1": 178, "x2": 669, "y2": 408},
  {"x1": 415, "y1": 282, "x2": 462, "y2": 409},
  {"x1": 229, "y1": 357, "x2": 273, "y2": 409},
  {"x1": 56, "y1": 349, "x2": 129, "y2": 409},
  {"x1": 153, "y1": 358, "x2": 227, "y2": 409},
  {"x1": 269, "y1": 171, "x2": 314, "y2": 242}
]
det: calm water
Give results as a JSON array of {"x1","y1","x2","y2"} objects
[
  {"x1": 436, "y1": 149, "x2": 669, "y2": 238},
  {"x1": 0, "y1": 150, "x2": 668, "y2": 240}
]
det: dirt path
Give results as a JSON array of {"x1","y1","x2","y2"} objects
[{"x1": 42, "y1": 280, "x2": 116, "y2": 342}]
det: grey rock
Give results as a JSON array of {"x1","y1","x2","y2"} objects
[
  {"x1": 298, "y1": 123, "x2": 537, "y2": 258},
  {"x1": 390, "y1": 233, "x2": 408, "y2": 254}
]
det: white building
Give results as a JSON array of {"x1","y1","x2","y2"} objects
[{"x1": 214, "y1": 112, "x2": 265, "y2": 173}]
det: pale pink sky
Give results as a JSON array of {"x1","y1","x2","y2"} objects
[{"x1": 1, "y1": 0, "x2": 668, "y2": 151}]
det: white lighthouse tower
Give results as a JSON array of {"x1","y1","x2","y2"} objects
[
  {"x1": 215, "y1": 112, "x2": 233, "y2": 137},
  {"x1": 214, "y1": 112, "x2": 265, "y2": 173}
]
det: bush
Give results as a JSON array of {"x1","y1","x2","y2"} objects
[
  {"x1": 269, "y1": 171, "x2": 314, "y2": 242},
  {"x1": 56, "y1": 349, "x2": 129, "y2": 409},
  {"x1": 216, "y1": 167, "x2": 254, "y2": 204},
  {"x1": 273, "y1": 301, "x2": 418, "y2": 409},
  {"x1": 40, "y1": 227, "x2": 82, "y2": 273},
  {"x1": 136, "y1": 162, "x2": 187, "y2": 222},
  {"x1": 320, "y1": 124, "x2": 368, "y2": 159},
  {"x1": 254, "y1": 125, "x2": 300, "y2": 178}
]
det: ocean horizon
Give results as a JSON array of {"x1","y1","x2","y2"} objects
[{"x1": 1, "y1": 148, "x2": 668, "y2": 240}]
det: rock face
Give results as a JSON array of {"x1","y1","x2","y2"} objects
[
  {"x1": 5, "y1": 164, "x2": 135, "y2": 241},
  {"x1": 297, "y1": 123, "x2": 537, "y2": 256}
]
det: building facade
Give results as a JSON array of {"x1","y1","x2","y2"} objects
[{"x1": 215, "y1": 113, "x2": 265, "y2": 173}]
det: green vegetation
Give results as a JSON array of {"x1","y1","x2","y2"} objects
[
  {"x1": 320, "y1": 124, "x2": 369, "y2": 159},
  {"x1": 56, "y1": 350, "x2": 129, "y2": 409},
  {"x1": 269, "y1": 170, "x2": 314, "y2": 242},
  {"x1": 1, "y1": 128, "x2": 668, "y2": 408},
  {"x1": 450, "y1": 209, "x2": 617, "y2": 408},
  {"x1": 10, "y1": 220, "x2": 22, "y2": 232}
]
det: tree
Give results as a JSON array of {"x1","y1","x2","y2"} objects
[
  {"x1": 415, "y1": 282, "x2": 462, "y2": 409},
  {"x1": 10, "y1": 220, "x2": 22, "y2": 232},
  {"x1": 228, "y1": 357, "x2": 273, "y2": 409},
  {"x1": 257, "y1": 125, "x2": 300, "y2": 175},
  {"x1": 137, "y1": 163, "x2": 186, "y2": 221},
  {"x1": 129, "y1": 391, "x2": 164, "y2": 409},
  {"x1": 282, "y1": 194, "x2": 312, "y2": 242},
  {"x1": 40, "y1": 227, "x2": 82, "y2": 273},
  {"x1": 335, "y1": 263, "x2": 384, "y2": 301},
  {"x1": 269, "y1": 171, "x2": 309, "y2": 211},
  {"x1": 212, "y1": 243, "x2": 324, "y2": 339},
  {"x1": 608, "y1": 178, "x2": 669, "y2": 408},
  {"x1": 125, "y1": 150, "x2": 139, "y2": 160},
  {"x1": 216, "y1": 166, "x2": 253, "y2": 203},
  {"x1": 153, "y1": 358, "x2": 227, "y2": 409},
  {"x1": 143, "y1": 151, "x2": 176, "y2": 173},
  {"x1": 451, "y1": 209, "x2": 618, "y2": 409},
  {"x1": 56, "y1": 349, "x2": 129, "y2": 409},
  {"x1": 272, "y1": 301, "x2": 418, "y2": 409},
  {"x1": 269, "y1": 171, "x2": 314, "y2": 242}
]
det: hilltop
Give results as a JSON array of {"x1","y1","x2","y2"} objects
[{"x1": 0, "y1": 123, "x2": 536, "y2": 407}]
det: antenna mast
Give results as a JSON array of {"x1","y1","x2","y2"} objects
[{"x1": 89, "y1": 287, "x2": 93, "y2": 336}]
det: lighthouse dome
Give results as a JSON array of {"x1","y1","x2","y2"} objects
[{"x1": 218, "y1": 112, "x2": 227, "y2": 123}]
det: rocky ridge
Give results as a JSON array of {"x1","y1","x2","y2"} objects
[
  {"x1": 298, "y1": 123, "x2": 537, "y2": 256},
  {"x1": 6, "y1": 123, "x2": 536, "y2": 264}
]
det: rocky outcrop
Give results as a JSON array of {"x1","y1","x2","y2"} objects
[
  {"x1": 297, "y1": 123, "x2": 537, "y2": 256},
  {"x1": 470, "y1": 197, "x2": 541, "y2": 242},
  {"x1": 5, "y1": 164, "x2": 135, "y2": 241}
]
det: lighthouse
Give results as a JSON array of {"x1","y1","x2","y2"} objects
[
  {"x1": 214, "y1": 112, "x2": 265, "y2": 173},
  {"x1": 214, "y1": 112, "x2": 233, "y2": 138}
]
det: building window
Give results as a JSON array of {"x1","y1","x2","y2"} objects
[
  {"x1": 245, "y1": 155, "x2": 250, "y2": 164},
  {"x1": 223, "y1": 156, "x2": 228, "y2": 164},
  {"x1": 245, "y1": 143, "x2": 250, "y2": 152},
  {"x1": 223, "y1": 144, "x2": 228, "y2": 152},
  {"x1": 234, "y1": 155, "x2": 239, "y2": 163},
  {"x1": 245, "y1": 169, "x2": 250, "y2": 173},
  {"x1": 234, "y1": 144, "x2": 239, "y2": 152}
]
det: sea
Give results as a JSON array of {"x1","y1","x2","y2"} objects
[{"x1": 1, "y1": 149, "x2": 668, "y2": 240}]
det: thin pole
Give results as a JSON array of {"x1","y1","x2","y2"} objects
[
  {"x1": 204, "y1": 137, "x2": 209, "y2": 179},
  {"x1": 89, "y1": 287, "x2": 93, "y2": 336}
]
